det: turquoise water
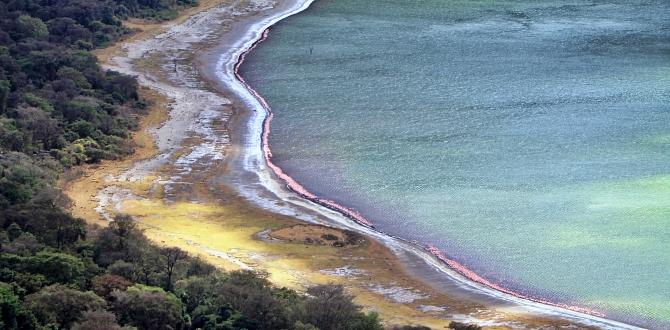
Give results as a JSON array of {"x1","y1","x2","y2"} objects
[{"x1": 240, "y1": 0, "x2": 670, "y2": 327}]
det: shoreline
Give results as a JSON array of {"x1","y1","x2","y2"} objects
[
  {"x1": 63, "y1": 0, "x2": 651, "y2": 327},
  {"x1": 218, "y1": 1, "x2": 645, "y2": 329}
]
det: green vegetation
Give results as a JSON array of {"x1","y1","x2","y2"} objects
[
  {"x1": 0, "y1": 1, "x2": 485, "y2": 329},
  {"x1": 0, "y1": 214, "x2": 386, "y2": 329},
  {"x1": 0, "y1": 0, "x2": 201, "y2": 176},
  {"x1": 0, "y1": 1, "x2": 144, "y2": 180},
  {"x1": 0, "y1": 1, "x2": 388, "y2": 329}
]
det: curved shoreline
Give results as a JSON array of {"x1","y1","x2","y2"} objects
[
  {"x1": 213, "y1": 1, "x2": 643, "y2": 329},
  {"x1": 233, "y1": 27, "x2": 605, "y2": 321},
  {"x1": 235, "y1": 30, "x2": 374, "y2": 228}
]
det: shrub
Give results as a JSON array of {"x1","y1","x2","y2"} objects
[
  {"x1": 25, "y1": 284, "x2": 105, "y2": 328},
  {"x1": 112, "y1": 284, "x2": 188, "y2": 330},
  {"x1": 449, "y1": 321, "x2": 482, "y2": 330}
]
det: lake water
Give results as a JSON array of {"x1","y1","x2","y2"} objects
[{"x1": 240, "y1": 0, "x2": 670, "y2": 327}]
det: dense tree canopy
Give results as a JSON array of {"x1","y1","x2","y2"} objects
[
  {"x1": 25, "y1": 284, "x2": 106, "y2": 328},
  {"x1": 0, "y1": 210, "x2": 388, "y2": 330},
  {"x1": 0, "y1": 0, "x2": 202, "y2": 182}
]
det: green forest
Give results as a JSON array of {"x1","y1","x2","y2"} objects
[{"x1": 0, "y1": 0, "x2": 478, "y2": 329}]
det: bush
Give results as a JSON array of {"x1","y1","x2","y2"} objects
[
  {"x1": 301, "y1": 285, "x2": 383, "y2": 330},
  {"x1": 0, "y1": 282, "x2": 36, "y2": 329},
  {"x1": 449, "y1": 321, "x2": 482, "y2": 330},
  {"x1": 71, "y1": 310, "x2": 124, "y2": 330},
  {"x1": 112, "y1": 284, "x2": 188, "y2": 330},
  {"x1": 29, "y1": 251, "x2": 84, "y2": 279},
  {"x1": 392, "y1": 326, "x2": 432, "y2": 330},
  {"x1": 16, "y1": 15, "x2": 49, "y2": 39},
  {"x1": 25, "y1": 284, "x2": 106, "y2": 328},
  {"x1": 92, "y1": 274, "x2": 132, "y2": 299}
]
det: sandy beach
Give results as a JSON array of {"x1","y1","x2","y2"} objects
[{"x1": 61, "y1": 0, "x2": 642, "y2": 328}]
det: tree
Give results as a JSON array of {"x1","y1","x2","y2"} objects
[
  {"x1": 24, "y1": 251, "x2": 86, "y2": 286},
  {"x1": 48, "y1": 212, "x2": 86, "y2": 250},
  {"x1": 176, "y1": 273, "x2": 252, "y2": 329},
  {"x1": 6, "y1": 223, "x2": 22, "y2": 241},
  {"x1": 301, "y1": 285, "x2": 382, "y2": 330},
  {"x1": 92, "y1": 230, "x2": 128, "y2": 267},
  {"x1": 112, "y1": 284, "x2": 187, "y2": 330},
  {"x1": 1, "y1": 232, "x2": 44, "y2": 256},
  {"x1": 190, "y1": 303, "x2": 248, "y2": 330},
  {"x1": 94, "y1": 213, "x2": 150, "y2": 268},
  {"x1": 293, "y1": 321, "x2": 320, "y2": 330},
  {"x1": 302, "y1": 285, "x2": 358, "y2": 330},
  {"x1": 132, "y1": 249, "x2": 161, "y2": 285},
  {"x1": 214, "y1": 271, "x2": 291, "y2": 330},
  {"x1": 11, "y1": 206, "x2": 87, "y2": 250},
  {"x1": 0, "y1": 153, "x2": 54, "y2": 206},
  {"x1": 0, "y1": 282, "x2": 21, "y2": 330},
  {"x1": 71, "y1": 310, "x2": 124, "y2": 330},
  {"x1": 91, "y1": 274, "x2": 132, "y2": 299},
  {"x1": 104, "y1": 71, "x2": 138, "y2": 102},
  {"x1": 16, "y1": 15, "x2": 49, "y2": 39},
  {"x1": 110, "y1": 214, "x2": 137, "y2": 250},
  {"x1": 107, "y1": 261, "x2": 136, "y2": 280},
  {"x1": 0, "y1": 80, "x2": 10, "y2": 114},
  {"x1": 46, "y1": 18, "x2": 92, "y2": 45},
  {"x1": 184, "y1": 256, "x2": 216, "y2": 277},
  {"x1": 17, "y1": 107, "x2": 63, "y2": 150},
  {"x1": 176, "y1": 273, "x2": 226, "y2": 313},
  {"x1": 24, "y1": 284, "x2": 106, "y2": 329},
  {"x1": 160, "y1": 247, "x2": 186, "y2": 292},
  {"x1": 57, "y1": 66, "x2": 92, "y2": 90},
  {"x1": 448, "y1": 322, "x2": 482, "y2": 330},
  {"x1": 0, "y1": 282, "x2": 36, "y2": 329},
  {"x1": 349, "y1": 312, "x2": 383, "y2": 330}
]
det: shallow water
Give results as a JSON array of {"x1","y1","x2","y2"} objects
[{"x1": 240, "y1": 0, "x2": 670, "y2": 327}]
